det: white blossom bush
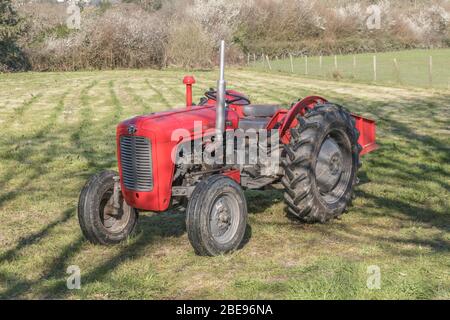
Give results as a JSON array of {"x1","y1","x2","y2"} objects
[
  {"x1": 186, "y1": 0, "x2": 244, "y2": 44},
  {"x1": 13, "y1": 0, "x2": 450, "y2": 71},
  {"x1": 401, "y1": 4, "x2": 449, "y2": 43}
]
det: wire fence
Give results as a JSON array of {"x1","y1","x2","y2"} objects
[{"x1": 246, "y1": 49, "x2": 450, "y2": 90}]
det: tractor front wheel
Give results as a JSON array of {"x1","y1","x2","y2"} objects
[
  {"x1": 78, "y1": 170, "x2": 138, "y2": 244},
  {"x1": 282, "y1": 103, "x2": 361, "y2": 223},
  {"x1": 186, "y1": 175, "x2": 248, "y2": 256}
]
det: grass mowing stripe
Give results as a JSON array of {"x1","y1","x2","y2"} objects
[
  {"x1": 108, "y1": 80, "x2": 123, "y2": 121},
  {"x1": 71, "y1": 80, "x2": 98, "y2": 148},
  {"x1": 226, "y1": 73, "x2": 307, "y2": 104},
  {"x1": 223, "y1": 75, "x2": 298, "y2": 105},
  {"x1": 0, "y1": 92, "x2": 71, "y2": 210},
  {"x1": 145, "y1": 79, "x2": 171, "y2": 108},
  {"x1": 11, "y1": 93, "x2": 43, "y2": 120},
  {"x1": 156, "y1": 79, "x2": 185, "y2": 103},
  {"x1": 34, "y1": 91, "x2": 69, "y2": 140},
  {"x1": 123, "y1": 82, "x2": 152, "y2": 114},
  {"x1": 80, "y1": 79, "x2": 98, "y2": 107},
  {"x1": 226, "y1": 78, "x2": 288, "y2": 104}
]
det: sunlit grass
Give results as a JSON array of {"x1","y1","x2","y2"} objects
[{"x1": 0, "y1": 69, "x2": 448, "y2": 299}]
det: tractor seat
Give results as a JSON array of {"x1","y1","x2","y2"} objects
[
  {"x1": 238, "y1": 117, "x2": 269, "y2": 131},
  {"x1": 238, "y1": 105, "x2": 280, "y2": 131},
  {"x1": 242, "y1": 104, "x2": 280, "y2": 117}
]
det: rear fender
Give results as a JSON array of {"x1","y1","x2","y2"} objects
[
  {"x1": 279, "y1": 96, "x2": 328, "y2": 144},
  {"x1": 352, "y1": 114, "x2": 378, "y2": 155},
  {"x1": 277, "y1": 96, "x2": 378, "y2": 155}
]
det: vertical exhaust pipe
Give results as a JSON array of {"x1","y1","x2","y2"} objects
[{"x1": 216, "y1": 40, "x2": 226, "y2": 134}]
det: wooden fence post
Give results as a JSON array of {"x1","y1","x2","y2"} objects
[
  {"x1": 305, "y1": 55, "x2": 308, "y2": 75},
  {"x1": 428, "y1": 56, "x2": 433, "y2": 88},
  {"x1": 289, "y1": 54, "x2": 294, "y2": 73},
  {"x1": 266, "y1": 55, "x2": 272, "y2": 70},
  {"x1": 319, "y1": 55, "x2": 323, "y2": 76},
  {"x1": 393, "y1": 58, "x2": 401, "y2": 84},
  {"x1": 334, "y1": 55, "x2": 338, "y2": 70},
  {"x1": 373, "y1": 55, "x2": 377, "y2": 83}
]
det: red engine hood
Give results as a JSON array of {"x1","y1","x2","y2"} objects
[
  {"x1": 116, "y1": 104, "x2": 239, "y2": 212},
  {"x1": 117, "y1": 104, "x2": 239, "y2": 141}
]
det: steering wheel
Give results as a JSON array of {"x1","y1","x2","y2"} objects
[{"x1": 204, "y1": 89, "x2": 251, "y2": 106}]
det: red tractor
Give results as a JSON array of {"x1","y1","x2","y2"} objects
[{"x1": 78, "y1": 42, "x2": 377, "y2": 256}]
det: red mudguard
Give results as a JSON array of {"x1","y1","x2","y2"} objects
[
  {"x1": 278, "y1": 96, "x2": 378, "y2": 155},
  {"x1": 351, "y1": 114, "x2": 378, "y2": 155}
]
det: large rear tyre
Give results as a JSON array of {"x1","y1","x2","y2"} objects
[
  {"x1": 281, "y1": 103, "x2": 361, "y2": 223},
  {"x1": 186, "y1": 175, "x2": 248, "y2": 256},
  {"x1": 78, "y1": 170, "x2": 138, "y2": 244}
]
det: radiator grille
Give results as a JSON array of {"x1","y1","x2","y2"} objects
[{"x1": 119, "y1": 136, "x2": 153, "y2": 191}]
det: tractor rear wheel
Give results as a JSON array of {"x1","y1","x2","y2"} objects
[
  {"x1": 186, "y1": 175, "x2": 248, "y2": 256},
  {"x1": 281, "y1": 103, "x2": 361, "y2": 223},
  {"x1": 78, "y1": 170, "x2": 138, "y2": 244}
]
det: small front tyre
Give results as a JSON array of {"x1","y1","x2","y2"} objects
[
  {"x1": 78, "y1": 170, "x2": 138, "y2": 245},
  {"x1": 186, "y1": 175, "x2": 248, "y2": 256}
]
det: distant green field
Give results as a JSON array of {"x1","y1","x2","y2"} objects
[{"x1": 249, "y1": 49, "x2": 450, "y2": 90}]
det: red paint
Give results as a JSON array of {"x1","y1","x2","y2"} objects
[
  {"x1": 117, "y1": 103, "x2": 239, "y2": 212},
  {"x1": 352, "y1": 114, "x2": 379, "y2": 155},
  {"x1": 279, "y1": 96, "x2": 328, "y2": 144},
  {"x1": 276, "y1": 96, "x2": 378, "y2": 155},
  {"x1": 183, "y1": 76, "x2": 196, "y2": 108},
  {"x1": 265, "y1": 109, "x2": 288, "y2": 130},
  {"x1": 223, "y1": 169, "x2": 241, "y2": 184},
  {"x1": 116, "y1": 79, "x2": 378, "y2": 213}
]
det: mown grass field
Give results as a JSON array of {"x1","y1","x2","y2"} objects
[
  {"x1": 251, "y1": 49, "x2": 450, "y2": 90},
  {"x1": 0, "y1": 68, "x2": 449, "y2": 299}
]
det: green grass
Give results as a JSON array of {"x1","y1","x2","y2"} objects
[
  {"x1": 0, "y1": 69, "x2": 449, "y2": 299},
  {"x1": 250, "y1": 48, "x2": 450, "y2": 90}
]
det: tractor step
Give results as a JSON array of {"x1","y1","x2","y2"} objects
[{"x1": 241, "y1": 175, "x2": 277, "y2": 189}]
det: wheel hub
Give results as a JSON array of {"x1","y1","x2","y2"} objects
[
  {"x1": 100, "y1": 189, "x2": 131, "y2": 233},
  {"x1": 315, "y1": 137, "x2": 344, "y2": 193},
  {"x1": 218, "y1": 207, "x2": 231, "y2": 225},
  {"x1": 212, "y1": 200, "x2": 231, "y2": 236},
  {"x1": 210, "y1": 195, "x2": 239, "y2": 244},
  {"x1": 329, "y1": 153, "x2": 342, "y2": 175}
]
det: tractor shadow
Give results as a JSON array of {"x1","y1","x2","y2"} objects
[
  {"x1": 0, "y1": 209, "x2": 187, "y2": 299},
  {"x1": 138, "y1": 210, "x2": 187, "y2": 239},
  {"x1": 245, "y1": 188, "x2": 283, "y2": 215},
  {"x1": 146, "y1": 207, "x2": 254, "y2": 254}
]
